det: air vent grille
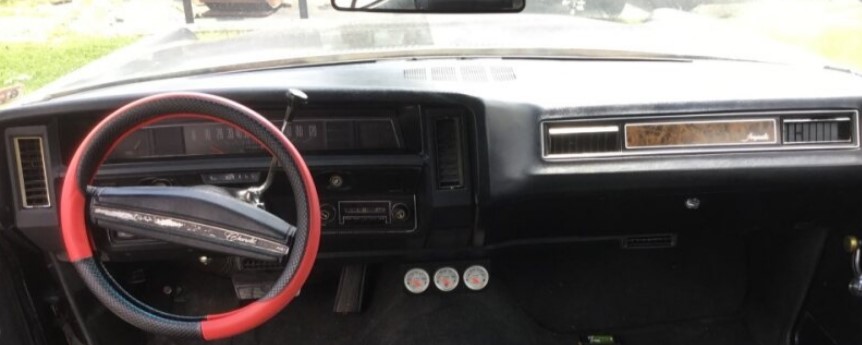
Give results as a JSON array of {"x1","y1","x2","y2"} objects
[
  {"x1": 239, "y1": 258, "x2": 283, "y2": 271},
  {"x1": 782, "y1": 115, "x2": 854, "y2": 144},
  {"x1": 403, "y1": 68, "x2": 427, "y2": 81},
  {"x1": 13, "y1": 137, "x2": 50, "y2": 208},
  {"x1": 545, "y1": 125, "x2": 621, "y2": 156},
  {"x1": 430, "y1": 67, "x2": 457, "y2": 81},
  {"x1": 434, "y1": 117, "x2": 464, "y2": 189},
  {"x1": 461, "y1": 66, "x2": 489, "y2": 82},
  {"x1": 490, "y1": 66, "x2": 516, "y2": 81},
  {"x1": 402, "y1": 66, "x2": 515, "y2": 82}
]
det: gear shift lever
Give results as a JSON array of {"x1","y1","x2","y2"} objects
[{"x1": 237, "y1": 89, "x2": 308, "y2": 207}]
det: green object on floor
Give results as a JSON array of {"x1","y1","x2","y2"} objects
[{"x1": 586, "y1": 335, "x2": 618, "y2": 345}]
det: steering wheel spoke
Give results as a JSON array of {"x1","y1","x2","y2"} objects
[{"x1": 89, "y1": 185, "x2": 294, "y2": 261}]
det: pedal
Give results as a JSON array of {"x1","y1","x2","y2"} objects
[
  {"x1": 231, "y1": 272, "x2": 279, "y2": 300},
  {"x1": 333, "y1": 264, "x2": 367, "y2": 314}
]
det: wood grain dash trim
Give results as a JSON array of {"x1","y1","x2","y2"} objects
[{"x1": 625, "y1": 119, "x2": 777, "y2": 149}]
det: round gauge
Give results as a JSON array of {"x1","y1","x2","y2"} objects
[
  {"x1": 403, "y1": 268, "x2": 430, "y2": 294},
  {"x1": 463, "y1": 265, "x2": 490, "y2": 291},
  {"x1": 433, "y1": 267, "x2": 460, "y2": 292}
]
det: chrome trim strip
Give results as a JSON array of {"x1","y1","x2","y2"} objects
[
  {"x1": 548, "y1": 125, "x2": 619, "y2": 135},
  {"x1": 784, "y1": 139, "x2": 853, "y2": 145},
  {"x1": 92, "y1": 206, "x2": 290, "y2": 256},
  {"x1": 783, "y1": 117, "x2": 851, "y2": 123},
  {"x1": 541, "y1": 110, "x2": 859, "y2": 161},
  {"x1": 624, "y1": 118, "x2": 778, "y2": 150},
  {"x1": 13, "y1": 137, "x2": 51, "y2": 208}
]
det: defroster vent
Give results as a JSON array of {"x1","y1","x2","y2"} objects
[
  {"x1": 434, "y1": 117, "x2": 465, "y2": 189},
  {"x1": 13, "y1": 137, "x2": 50, "y2": 208}
]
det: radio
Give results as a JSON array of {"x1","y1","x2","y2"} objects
[{"x1": 320, "y1": 196, "x2": 416, "y2": 233}]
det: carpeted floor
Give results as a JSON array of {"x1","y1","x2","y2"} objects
[{"x1": 146, "y1": 248, "x2": 757, "y2": 345}]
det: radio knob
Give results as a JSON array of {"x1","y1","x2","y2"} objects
[
  {"x1": 391, "y1": 204, "x2": 410, "y2": 222},
  {"x1": 329, "y1": 174, "x2": 344, "y2": 188},
  {"x1": 320, "y1": 204, "x2": 336, "y2": 225}
]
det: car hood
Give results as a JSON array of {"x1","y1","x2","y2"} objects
[{"x1": 24, "y1": 11, "x2": 831, "y2": 103}]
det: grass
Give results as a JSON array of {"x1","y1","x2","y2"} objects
[
  {"x1": 0, "y1": 35, "x2": 137, "y2": 94},
  {"x1": 699, "y1": 1, "x2": 862, "y2": 71},
  {"x1": 0, "y1": 0, "x2": 50, "y2": 17},
  {"x1": 769, "y1": 26, "x2": 862, "y2": 71}
]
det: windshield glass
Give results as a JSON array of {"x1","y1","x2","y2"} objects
[{"x1": 1, "y1": 0, "x2": 860, "y2": 102}]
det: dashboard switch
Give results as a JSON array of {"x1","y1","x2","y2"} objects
[
  {"x1": 329, "y1": 174, "x2": 345, "y2": 188},
  {"x1": 320, "y1": 204, "x2": 337, "y2": 225},
  {"x1": 392, "y1": 204, "x2": 410, "y2": 222}
]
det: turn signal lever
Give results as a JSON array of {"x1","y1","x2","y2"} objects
[
  {"x1": 844, "y1": 235, "x2": 862, "y2": 297},
  {"x1": 237, "y1": 89, "x2": 308, "y2": 208}
]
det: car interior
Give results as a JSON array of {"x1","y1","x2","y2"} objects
[{"x1": 2, "y1": 1, "x2": 862, "y2": 345}]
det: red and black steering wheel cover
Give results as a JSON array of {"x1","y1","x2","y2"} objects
[{"x1": 59, "y1": 93, "x2": 320, "y2": 340}]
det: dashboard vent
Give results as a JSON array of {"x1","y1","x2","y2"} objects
[
  {"x1": 431, "y1": 67, "x2": 457, "y2": 81},
  {"x1": 403, "y1": 66, "x2": 515, "y2": 82},
  {"x1": 403, "y1": 68, "x2": 427, "y2": 81},
  {"x1": 490, "y1": 66, "x2": 516, "y2": 81},
  {"x1": 434, "y1": 117, "x2": 465, "y2": 189},
  {"x1": 239, "y1": 258, "x2": 283, "y2": 271},
  {"x1": 782, "y1": 115, "x2": 854, "y2": 145},
  {"x1": 13, "y1": 137, "x2": 50, "y2": 208},
  {"x1": 461, "y1": 66, "x2": 489, "y2": 82},
  {"x1": 544, "y1": 124, "x2": 621, "y2": 157}
]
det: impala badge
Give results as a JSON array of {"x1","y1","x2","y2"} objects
[
  {"x1": 743, "y1": 132, "x2": 771, "y2": 142},
  {"x1": 226, "y1": 233, "x2": 259, "y2": 245}
]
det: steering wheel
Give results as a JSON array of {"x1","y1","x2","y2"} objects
[{"x1": 58, "y1": 93, "x2": 321, "y2": 340}]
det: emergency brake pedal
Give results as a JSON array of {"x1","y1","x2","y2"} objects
[{"x1": 333, "y1": 264, "x2": 367, "y2": 314}]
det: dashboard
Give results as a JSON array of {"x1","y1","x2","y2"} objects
[{"x1": 2, "y1": 57, "x2": 862, "y2": 261}]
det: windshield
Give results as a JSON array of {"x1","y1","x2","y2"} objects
[{"x1": 1, "y1": 0, "x2": 860, "y2": 102}]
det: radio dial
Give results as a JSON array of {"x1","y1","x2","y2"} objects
[
  {"x1": 320, "y1": 204, "x2": 336, "y2": 225},
  {"x1": 392, "y1": 204, "x2": 410, "y2": 222}
]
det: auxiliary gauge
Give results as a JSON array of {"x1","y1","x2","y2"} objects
[
  {"x1": 404, "y1": 268, "x2": 430, "y2": 294},
  {"x1": 433, "y1": 267, "x2": 460, "y2": 292},
  {"x1": 463, "y1": 265, "x2": 490, "y2": 291}
]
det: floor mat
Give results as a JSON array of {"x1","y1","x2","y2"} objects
[
  {"x1": 608, "y1": 317, "x2": 757, "y2": 345},
  {"x1": 147, "y1": 263, "x2": 551, "y2": 345},
  {"x1": 496, "y1": 232, "x2": 749, "y2": 332},
  {"x1": 146, "y1": 261, "x2": 755, "y2": 345}
]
